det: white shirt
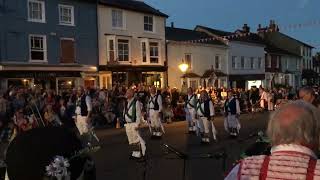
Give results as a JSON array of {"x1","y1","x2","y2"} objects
[
  {"x1": 148, "y1": 94, "x2": 162, "y2": 112},
  {"x1": 186, "y1": 94, "x2": 196, "y2": 109},
  {"x1": 224, "y1": 144, "x2": 317, "y2": 180},
  {"x1": 124, "y1": 98, "x2": 142, "y2": 124},
  {"x1": 196, "y1": 100, "x2": 215, "y2": 117},
  {"x1": 75, "y1": 95, "x2": 92, "y2": 115}
]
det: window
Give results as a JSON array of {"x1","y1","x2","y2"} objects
[
  {"x1": 232, "y1": 56, "x2": 237, "y2": 69},
  {"x1": 267, "y1": 56, "x2": 271, "y2": 68},
  {"x1": 108, "y1": 39, "x2": 115, "y2": 62},
  {"x1": 142, "y1": 42, "x2": 147, "y2": 63},
  {"x1": 60, "y1": 39, "x2": 75, "y2": 63},
  {"x1": 241, "y1": 56, "x2": 245, "y2": 69},
  {"x1": 144, "y1": 15, "x2": 154, "y2": 32},
  {"x1": 117, "y1": 39, "x2": 129, "y2": 62},
  {"x1": 215, "y1": 55, "x2": 220, "y2": 70},
  {"x1": 29, "y1": 35, "x2": 47, "y2": 61},
  {"x1": 250, "y1": 57, "x2": 254, "y2": 69},
  {"x1": 28, "y1": 0, "x2": 45, "y2": 23},
  {"x1": 276, "y1": 56, "x2": 280, "y2": 68},
  {"x1": 112, "y1": 9, "x2": 123, "y2": 29},
  {"x1": 59, "y1": 5, "x2": 74, "y2": 26},
  {"x1": 296, "y1": 59, "x2": 300, "y2": 70},
  {"x1": 258, "y1": 57, "x2": 262, "y2": 69},
  {"x1": 189, "y1": 80, "x2": 197, "y2": 89},
  {"x1": 185, "y1": 54, "x2": 192, "y2": 69},
  {"x1": 150, "y1": 42, "x2": 159, "y2": 63}
]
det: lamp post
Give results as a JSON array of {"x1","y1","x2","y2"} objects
[{"x1": 179, "y1": 60, "x2": 189, "y2": 90}]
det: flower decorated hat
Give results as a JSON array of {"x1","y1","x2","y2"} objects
[{"x1": 6, "y1": 127, "x2": 87, "y2": 180}]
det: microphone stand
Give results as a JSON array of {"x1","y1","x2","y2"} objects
[{"x1": 163, "y1": 144, "x2": 227, "y2": 180}]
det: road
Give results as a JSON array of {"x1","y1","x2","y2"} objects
[{"x1": 93, "y1": 112, "x2": 269, "y2": 180}]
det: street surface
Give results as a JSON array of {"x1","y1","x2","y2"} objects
[{"x1": 93, "y1": 112, "x2": 269, "y2": 180}]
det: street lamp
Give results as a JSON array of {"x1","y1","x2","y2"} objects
[{"x1": 179, "y1": 62, "x2": 189, "y2": 73}]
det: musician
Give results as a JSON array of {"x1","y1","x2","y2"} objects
[
  {"x1": 196, "y1": 90, "x2": 216, "y2": 143},
  {"x1": 224, "y1": 91, "x2": 241, "y2": 137},
  {"x1": 75, "y1": 87, "x2": 92, "y2": 136},
  {"x1": 185, "y1": 87, "x2": 197, "y2": 133},
  {"x1": 124, "y1": 89, "x2": 146, "y2": 160},
  {"x1": 225, "y1": 100, "x2": 320, "y2": 180},
  {"x1": 147, "y1": 86, "x2": 164, "y2": 138}
]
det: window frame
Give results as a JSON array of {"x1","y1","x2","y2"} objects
[
  {"x1": 149, "y1": 41, "x2": 159, "y2": 64},
  {"x1": 215, "y1": 55, "x2": 221, "y2": 70},
  {"x1": 111, "y1": 9, "x2": 125, "y2": 30},
  {"x1": 258, "y1": 57, "x2": 262, "y2": 69},
  {"x1": 240, "y1": 56, "x2": 245, "y2": 69},
  {"x1": 117, "y1": 39, "x2": 130, "y2": 62},
  {"x1": 267, "y1": 55, "x2": 271, "y2": 68},
  {"x1": 250, "y1": 57, "x2": 254, "y2": 69},
  {"x1": 185, "y1": 53, "x2": 192, "y2": 70},
  {"x1": 27, "y1": 0, "x2": 46, "y2": 23},
  {"x1": 232, "y1": 56, "x2": 237, "y2": 69},
  {"x1": 58, "y1": 4, "x2": 75, "y2": 26},
  {"x1": 29, "y1": 34, "x2": 47, "y2": 62},
  {"x1": 106, "y1": 36, "x2": 116, "y2": 63},
  {"x1": 144, "y1": 15, "x2": 154, "y2": 32}
]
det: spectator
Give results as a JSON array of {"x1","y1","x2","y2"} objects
[{"x1": 225, "y1": 100, "x2": 320, "y2": 179}]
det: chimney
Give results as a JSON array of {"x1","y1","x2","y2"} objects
[
  {"x1": 171, "y1": 22, "x2": 174, "y2": 28},
  {"x1": 268, "y1": 20, "x2": 279, "y2": 32},
  {"x1": 242, "y1": 24, "x2": 250, "y2": 33}
]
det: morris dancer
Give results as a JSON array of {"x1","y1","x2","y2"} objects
[
  {"x1": 147, "y1": 86, "x2": 164, "y2": 138},
  {"x1": 75, "y1": 87, "x2": 91, "y2": 136},
  {"x1": 224, "y1": 91, "x2": 241, "y2": 137},
  {"x1": 196, "y1": 90, "x2": 216, "y2": 143},
  {"x1": 185, "y1": 87, "x2": 197, "y2": 133},
  {"x1": 124, "y1": 89, "x2": 146, "y2": 160}
]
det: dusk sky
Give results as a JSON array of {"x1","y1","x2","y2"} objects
[{"x1": 145, "y1": 0, "x2": 320, "y2": 51}]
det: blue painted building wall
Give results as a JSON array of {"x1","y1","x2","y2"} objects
[{"x1": 0, "y1": 0, "x2": 98, "y2": 66}]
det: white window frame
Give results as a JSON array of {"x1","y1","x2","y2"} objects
[
  {"x1": 27, "y1": 0, "x2": 46, "y2": 23},
  {"x1": 185, "y1": 53, "x2": 192, "y2": 70},
  {"x1": 111, "y1": 9, "x2": 126, "y2": 30},
  {"x1": 241, "y1": 56, "x2": 245, "y2": 69},
  {"x1": 117, "y1": 38, "x2": 130, "y2": 63},
  {"x1": 276, "y1": 56, "x2": 280, "y2": 68},
  {"x1": 106, "y1": 36, "x2": 116, "y2": 63},
  {"x1": 258, "y1": 57, "x2": 262, "y2": 69},
  {"x1": 267, "y1": 55, "x2": 271, "y2": 68},
  {"x1": 232, "y1": 56, "x2": 237, "y2": 69},
  {"x1": 144, "y1": 15, "x2": 154, "y2": 33},
  {"x1": 58, "y1": 4, "x2": 75, "y2": 26},
  {"x1": 29, "y1": 34, "x2": 47, "y2": 62},
  {"x1": 215, "y1": 55, "x2": 221, "y2": 70},
  {"x1": 149, "y1": 41, "x2": 160, "y2": 64},
  {"x1": 250, "y1": 57, "x2": 254, "y2": 69}
]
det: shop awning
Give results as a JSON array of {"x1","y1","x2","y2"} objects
[
  {"x1": 98, "y1": 65, "x2": 167, "y2": 72},
  {"x1": 181, "y1": 72, "x2": 201, "y2": 78},
  {"x1": 0, "y1": 63, "x2": 97, "y2": 72}
]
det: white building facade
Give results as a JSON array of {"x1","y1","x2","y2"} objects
[{"x1": 98, "y1": 1, "x2": 168, "y2": 89}]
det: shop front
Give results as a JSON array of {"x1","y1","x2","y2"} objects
[
  {"x1": 98, "y1": 65, "x2": 167, "y2": 88},
  {"x1": 0, "y1": 64, "x2": 98, "y2": 93},
  {"x1": 229, "y1": 74, "x2": 265, "y2": 90}
]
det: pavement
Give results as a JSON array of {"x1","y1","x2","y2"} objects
[{"x1": 92, "y1": 112, "x2": 270, "y2": 180}]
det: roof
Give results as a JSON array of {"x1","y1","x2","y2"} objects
[
  {"x1": 195, "y1": 25, "x2": 265, "y2": 45},
  {"x1": 278, "y1": 32, "x2": 314, "y2": 48},
  {"x1": 181, "y1": 72, "x2": 201, "y2": 78},
  {"x1": 262, "y1": 31, "x2": 311, "y2": 56},
  {"x1": 195, "y1": 25, "x2": 233, "y2": 36},
  {"x1": 202, "y1": 70, "x2": 227, "y2": 78},
  {"x1": 99, "y1": 0, "x2": 168, "y2": 17},
  {"x1": 165, "y1": 27, "x2": 225, "y2": 46},
  {"x1": 265, "y1": 43, "x2": 301, "y2": 57}
]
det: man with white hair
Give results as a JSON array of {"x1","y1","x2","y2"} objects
[
  {"x1": 124, "y1": 89, "x2": 146, "y2": 160},
  {"x1": 225, "y1": 100, "x2": 320, "y2": 179},
  {"x1": 147, "y1": 86, "x2": 164, "y2": 138}
]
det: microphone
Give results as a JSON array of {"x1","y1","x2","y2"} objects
[{"x1": 162, "y1": 144, "x2": 188, "y2": 159}]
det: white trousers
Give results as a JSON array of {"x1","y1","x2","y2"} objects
[
  {"x1": 149, "y1": 110, "x2": 161, "y2": 128},
  {"x1": 186, "y1": 108, "x2": 196, "y2": 123},
  {"x1": 200, "y1": 117, "x2": 217, "y2": 140},
  {"x1": 76, "y1": 115, "x2": 89, "y2": 135},
  {"x1": 125, "y1": 123, "x2": 146, "y2": 156},
  {"x1": 224, "y1": 114, "x2": 241, "y2": 132},
  {"x1": 268, "y1": 100, "x2": 274, "y2": 111}
]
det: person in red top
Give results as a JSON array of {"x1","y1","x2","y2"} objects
[{"x1": 225, "y1": 100, "x2": 320, "y2": 180}]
